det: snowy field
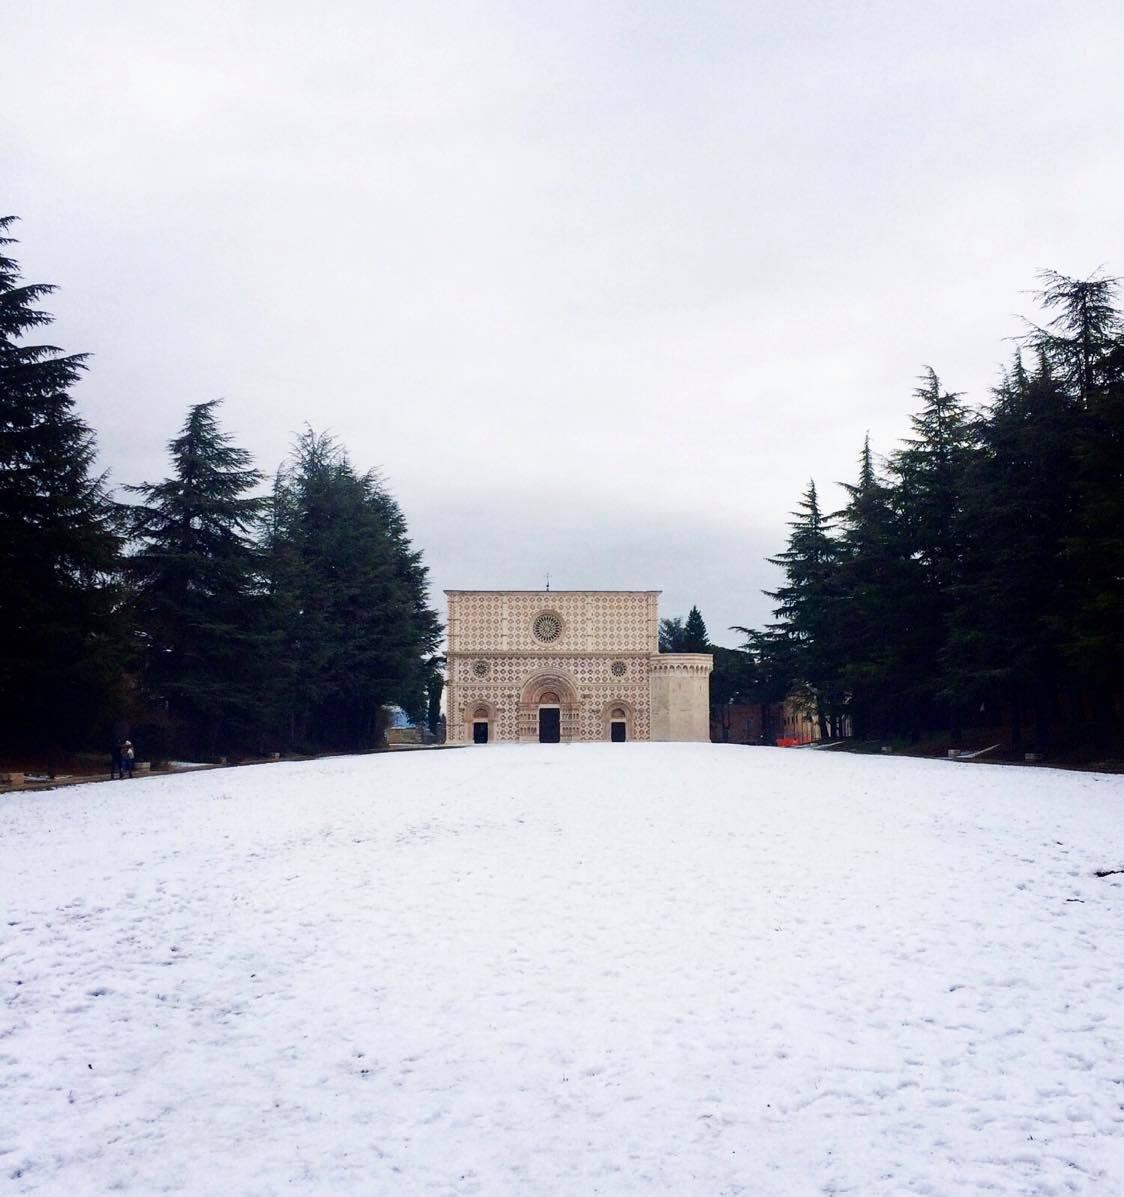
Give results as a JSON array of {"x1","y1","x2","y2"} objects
[{"x1": 2, "y1": 745, "x2": 1123, "y2": 1196}]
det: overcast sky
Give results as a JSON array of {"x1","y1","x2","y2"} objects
[{"x1": 6, "y1": 0, "x2": 1123, "y2": 645}]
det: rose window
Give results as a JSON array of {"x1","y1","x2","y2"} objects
[
  {"x1": 610, "y1": 661, "x2": 627, "y2": 677},
  {"x1": 533, "y1": 613, "x2": 562, "y2": 643},
  {"x1": 472, "y1": 660, "x2": 490, "y2": 677}
]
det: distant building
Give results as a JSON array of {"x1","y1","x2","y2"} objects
[
  {"x1": 445, "y1": 590, "x2": 713, "y2": 744},
  {"x1": 710, "y1": 697, "x2": 823, "y2": 746},
  {"x1": 711, "y1": 702, "x2": 773, "y2": 745}
]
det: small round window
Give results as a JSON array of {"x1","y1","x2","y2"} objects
[
  {"x1": 533, "y1": 613, "x2": 562, "y2": 643},
  {"x1": 610, "y1": 660, "x2": 627, "y2": 677},
  {"x1": 472, "y1": 660, "x2": 490, "y2": 677}
]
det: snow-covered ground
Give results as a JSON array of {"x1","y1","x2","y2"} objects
[{"x1": 2, "y1": 745, "x2": 1123, "y2": 1196}]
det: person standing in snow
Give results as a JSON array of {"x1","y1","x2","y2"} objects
[{"x1": 122, "y1": 740, "x2": 135, "y2": 779}]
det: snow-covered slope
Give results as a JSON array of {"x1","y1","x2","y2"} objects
[{"x1": 2, "y1": 744, "x2": 1123, "y2": 1195}]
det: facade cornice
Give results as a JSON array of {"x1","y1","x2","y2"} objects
[
  {"x1": 648, "y1": 652, "x2": 714, "y2": 674},
  {"x1": 448, "y1": 650, "x2": 653, "y2": 659},
  {"x1": 445, "y1": 589, "x2": 662, "y2": 596}
]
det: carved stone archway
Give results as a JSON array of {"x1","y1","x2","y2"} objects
[
  {"x1": 518, "y1": 671, "x2": 580, "y2": 742},
  {"x1": 463, "y1": 699, "x2": 498, "y2": 745},
  {"x1": 600, "y1": 698, "x2": 637, "y2": 741}
]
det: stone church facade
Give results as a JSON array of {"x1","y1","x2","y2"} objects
[{"x1": 445, "y1": 590, "x2": 713, "y2": 744}]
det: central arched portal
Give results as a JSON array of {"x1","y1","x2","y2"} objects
[
  {"x1": 537, "y1": 690, "x2": 561, "y2": 743},
  {"x1": 519, "y1": 673, "x2": 579, "y2": 743}
]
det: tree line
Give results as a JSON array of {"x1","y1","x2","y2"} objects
[
  {"x1": 6, "y1": 212, "x2": 1121, "y2": 762},
  {"x1": 735, "y1": 270, "x2": 1124, "y2": 755},
  {"x1": 1, "y1": 217, "x2": 441, "y2": 764}
]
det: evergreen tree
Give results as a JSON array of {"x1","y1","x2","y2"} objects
[
  {"x1": 765, "y1": 481, "x2": 842, "y2": 738},
  {"x1": 1025, "y1": 269, "x2": 1122, "y2": 405},
  {"x1": 425, "y1": 656, "x2": 445, "y2": 738},
  {"x1": 367, "y1": 475, "x2": 443, "y2": 726},
  {"x1": 681, "y1": 605, "x2": 710, "y2": 652},
  {"x1": 732, "y1": 627, "x2": 801, "y2": 705},
  {"x1": 946, "y1": 352, "x2": 1078, "y2": 749},
  {"x1": 890, "y1": 368, "x2": 975, "y2": 737},
  {"x1": 833, "y1": 436, "x2": 922, "y2": 739},
  {"x1": 126, "y1": 400, "x2": 268, "y2": 756},
  {"x1": 658, "y1": 616, "x2": 685, "y2": 652},
  {"x1": 266, "y1": 431, "x2": 440, "y2": 751},
  {"x1": 0, "y1": 216, "x2": 126, "y2": 758},
  {"x1": 1025, "y1": 270, "x2": 1124, "y2": 746},
  {"x1": 1068, "y1": 350, "x2": 1124, "y2": 746}
]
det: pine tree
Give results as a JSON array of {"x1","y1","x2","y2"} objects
[
  {"x1": 658, "y1": 616, "x2": 686, "y2": 652},
  {"x1": 1025, "y1": 269, "x2": 1122, "y2": 405},
  {"x1": 1067, "y1": 347, "x2": 1124, "y2": 745},
  {"x1": 1025, "y1": 270, "x2": 1124, "y2": 747},
  {"x1": 765, "y1": 481, "x2": 842, "y2": 738},
  {"x1": 126, "y1": 400, "x2": 268, "y2": 756},
  {"x1": 893, "y1": 369, "x2": 973, "y2": 592},
  {"x1": 890, "y1": 368, "x2": 975, "y2": 738},
  {"x1": 0, "y1": 216, "x2": 126, "y2": 758},
  {"x1": 833, "y1": 436, "x2": 922, "y2": 739},
  {"x1": 425, "y1": 656, "x2": 445, "y2": 738},
  {"x1": 946, "y1": 352, "x2": 1078, "y2": 749},
  {"x1": 365, "y1": 474, "x2": 443, "y2": 727},
  {"x1": 265, "y1": 431, "x2": 440, "y2": 751},
  {"x1": 681, "y1": 605, "x2": 710, "y2": 652}
]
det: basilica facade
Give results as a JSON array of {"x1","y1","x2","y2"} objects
[{"x1": 445, "y1": 590, "x2": 713, "y2": 744}]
